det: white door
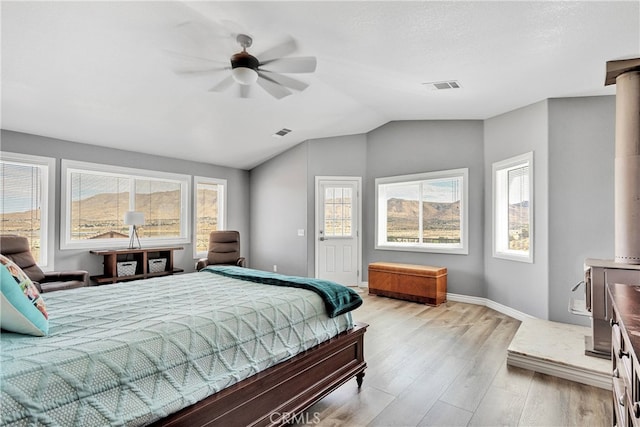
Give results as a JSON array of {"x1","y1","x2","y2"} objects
[{"x1": 315, "y1": 177, "x2": 361, "y2": 286}]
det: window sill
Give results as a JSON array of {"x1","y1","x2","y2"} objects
[
  {"x1": 376, "y1": 244, "x2": 468, "y2": 255},
  {"x1": 61, "y1": 237, "x2": 190, "y2": 251},
  {"x1": 493, "y1": 251, "x2": 533, "y2": 263}
]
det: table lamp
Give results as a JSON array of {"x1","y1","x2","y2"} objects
[{"x1": 124, "y1": 211, "x2": 144, "y2": 249}]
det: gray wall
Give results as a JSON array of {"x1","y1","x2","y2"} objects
[
  {"x1": 483, "y1": 96, "x2": 616, "y2": 322},
  {"x1": 252, "y1": 121, "x2": 485, "y2": 297},
  {"x1": 1, "y1": 129, "x2": 250, "y2": 277},
  {"x1": 484, "y1": 101, "x2": 550, "y2": 319},
  {"x1": 4, "y1": 94, "x2": 617, "y2": 324},
  {"x1": 548, "y1": 96, "x2": 615, "y2": 324},
  {"x1": 365, "y1": 120, "x2": 485, "y2": 297},
  {"x1": 249, "y1": 97, "x2": 615, "y2": 324},
  {"x1": 306, "y1": 134, "x2": 368, "y2": 277},
  {"x1": 249, "y1": 142, "x2": 309, "y2": 276},
  {"x1": 249, "y1": 133, "x2": 368, "y2": 279}
]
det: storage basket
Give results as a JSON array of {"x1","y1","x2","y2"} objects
[
  {"x1": 148, "y1": 258, "x2": 167, "y2": 273},
  {"x1": 116, "y1": 261, "x2": 137, "y2": 277}
]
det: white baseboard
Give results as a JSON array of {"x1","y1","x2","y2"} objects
[
  {"x1": 446, "y1": 293, "x2": 535, "y2": 322},
  {"x1": 360, "y1": 283, "x2": 533, "y2": 321}
]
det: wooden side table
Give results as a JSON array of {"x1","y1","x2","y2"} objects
[{"x1": 90, "y1": 246, "x2": 184, "y2": 284}]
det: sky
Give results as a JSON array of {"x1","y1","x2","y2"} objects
[
  {"x1": 69, "y1": 172, "x2": 180, "y2": 201},
  {"x1": 1, "y1": 163, "x2": 182, "y2": 214},
  {"x1": 1, "y1": 162, "x2": 40, "y2": 214},
  {"x1": 384, "y1": 177, "x2": 462, "y2": 203}
]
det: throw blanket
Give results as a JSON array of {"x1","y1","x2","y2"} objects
[{"x1": 202, "y1": 266, "x2": 363, "y2": 318}]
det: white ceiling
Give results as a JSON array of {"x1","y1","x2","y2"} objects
[{"x1": 2, "y1": 1, "x2": 639, "y2": 170}]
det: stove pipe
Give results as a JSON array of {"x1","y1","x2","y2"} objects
[{"x1": 606, "y1": 59, "x2": 640, "y2": 264}]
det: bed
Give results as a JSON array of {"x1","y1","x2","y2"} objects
[{"x1": 0, "y1": 265, "x2": 367, "y2": 426}]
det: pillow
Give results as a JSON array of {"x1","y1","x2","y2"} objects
[{"x1": 0, "y1": 254, "x2": 49, "y2": 336}]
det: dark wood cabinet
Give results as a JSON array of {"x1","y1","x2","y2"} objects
[
  {"x1": 608, "y1": 282, "x2": 640, "y2": 427},
  {"x1": 90, "y1": 246, "x2": 184, "y2": 284}
]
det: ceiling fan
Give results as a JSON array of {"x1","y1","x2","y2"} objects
[{"x1": 172, "y1": 32, "x2": 317, "y2": 99}]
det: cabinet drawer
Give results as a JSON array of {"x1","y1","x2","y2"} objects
[{"x1": 613, "y1": 376, "x2": 627, "y2": 427}]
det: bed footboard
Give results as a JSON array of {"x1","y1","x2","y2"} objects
[{"x1": 154, "y1": 322, "x2": 368, "y2": 427}]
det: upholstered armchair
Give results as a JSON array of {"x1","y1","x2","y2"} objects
[
  {"x1": 0, "y1": 234, "x2": 89, "y2": 293},
  {"x1": 196, "y1": 230, "x2": 246, "y2": 271}
]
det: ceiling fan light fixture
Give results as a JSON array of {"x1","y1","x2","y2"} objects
[
  {"x1": 181, "y1": 32, "x2": 316, "y2": 98},
  {"x1": 231, "y1": 50, "x2": 259, "y2": 85},
  {"x1": 232, "y1": 67, "x2": 258, "y2": 85}
]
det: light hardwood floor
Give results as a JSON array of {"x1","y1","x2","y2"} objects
[{"x1": 296, "y1": 293, "x2": 611, "y2": 427}]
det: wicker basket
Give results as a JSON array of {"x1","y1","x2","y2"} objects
[
  {"x1": 148, "y1": 258, "x2": 167, "y2": 273},
  {"x1": 116, "y1": 261, "x2": 137, "y2": 277}
]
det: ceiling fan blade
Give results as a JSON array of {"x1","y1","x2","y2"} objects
[
  {"x1": 259, "y1": 56, "x2": 317, "y2": 74},
  {"x1": 258, "y1": 70, "x2": 309, "y2": 91},
  {"x1": 256, "y1": 76, "x2": 293, "y2": 99},
  {"x1": 171, "y1": 18, "x2": 244, "y2": 57},
  {"x1": 174, "y1": 20, "x2": 231, "y2": 42},
  {"x1": 164, "y1": 49, "x2": 228, "y2": 65},
  {"x1": 208, "y1": 75, "x2": 234, "y2": 92},
  {"x1": 255, "y1": 37, "x2": 298, "y2": 63},
  {"x1": 175, "y1": 66, "x2": 229, "y2": 76}
]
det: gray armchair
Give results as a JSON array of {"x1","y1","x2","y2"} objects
[
  {"x1": 196, "y1": 230, "x2": 246, "y2": 271},
  {"x1": 0, "y1": 234, "x2": 89, "y2": 292}
]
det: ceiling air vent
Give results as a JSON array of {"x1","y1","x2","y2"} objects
[
  {"x1": 272, "y1": 128, "x2": 292, "y2": 138},
  {"x1": 423, "y1": 80, "x2": 462, "y2": 91}
]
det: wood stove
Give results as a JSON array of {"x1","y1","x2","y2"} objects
[
  {"x1": 581, "y1": 58, "x2": 640, "y2": 359},
  {"x1": 583, "y1": 259, "x2": 640, "y2": 359}
]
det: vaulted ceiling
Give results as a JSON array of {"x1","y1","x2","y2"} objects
[{"x1": 2, "y1": 1, "x2": 638, "y2": 169}]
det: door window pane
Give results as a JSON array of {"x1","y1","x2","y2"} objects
[{"x1": 324, "y1": 185, "x2": 353, "y2": 237}]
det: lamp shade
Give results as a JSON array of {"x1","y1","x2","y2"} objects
[
  {"x1": 231, "y1": 67, "x2": 258, "y2": 85},
  {"x1": 124, "y1": 211, "x2": 145, "y2": 226}
]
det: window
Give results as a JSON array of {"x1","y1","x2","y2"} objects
[
  {"x1": 493, "y1": 152, "x2": 533, "y2": 262},
  {"x1": 61, "y1": 160, "x2": 190, "y2": 249},
  {"x1": 193, "y1": 177, "x2": 226, "y2": 258},
  {"x1": 0, "y1": 152, "x2": 55, "y2": 269},
  {"x1": 376, "y1": 168, "x2": 468, "y2": 254},
  {"x1": 323, "y1": 185, "x2": 353, "y2": 238}
]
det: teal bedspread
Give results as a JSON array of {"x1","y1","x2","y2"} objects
[
  {"x1": 1, "y1": 271, "x2": 356, "y2": 426},
  {"x1": 202, "y1": 266, "x2": 363, "y2": 318}
]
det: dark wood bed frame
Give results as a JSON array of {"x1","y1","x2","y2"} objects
[{"x1": 153, "y1": 322, "x2": 367, "y2": 427}]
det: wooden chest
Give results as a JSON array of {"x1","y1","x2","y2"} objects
[{"x1": 368, "y1": 262, "x2": 447, "y2": 306}]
